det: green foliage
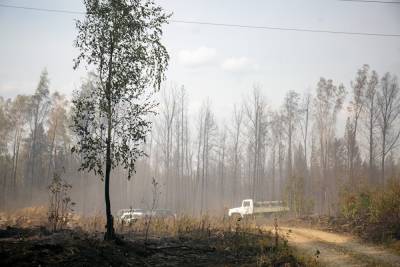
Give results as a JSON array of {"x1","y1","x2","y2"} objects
[
  {"x1": 341, "y1": 190, "x2": 371, "y2": 222},
  {"x1": 47, "y1": 173, "x2": 75, "y2": 231},
  {"x1": 72, "y1": 0, "x2": 170, "y2": 240},
  {"x1": 369, "y1": 181, "x2": 400, "y2": 241},
  {"x1": 74, "y1": 0, "x2": 171, "y2": 91},
  {"x1": 340, "y1": 181, "x2": 400, "y2": 241},
  {"x1": 71, "y1": 0, "x2": 171, "y2": 180}
]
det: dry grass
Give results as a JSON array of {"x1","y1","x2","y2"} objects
[
  {"x1": 1, "y1": 207, "x2": 313, "y2": 266},
  {"x1": 388, "y1": 240, "x2": 400, "y2": 255},
  {"x1": 116, "y1": 214, "x2": 261, "y2": 240},
  {"x1": 0, "y1": 206, "x2": 48, "y2": 228},
  {"x1": 115, "y1": 215, "x2": 309, "y2": 265}
]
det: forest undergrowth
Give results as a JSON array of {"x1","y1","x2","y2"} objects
[{"x1": 286, "y1": 180, "x2": 400, "y2": 254}]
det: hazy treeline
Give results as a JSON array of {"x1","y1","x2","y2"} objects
[
  {"x1": 0, "y1": 64, "x2": 399, "y2": 216},
  {"x1": 0, "y1": 70, "x2": 78, "y2": 209}
]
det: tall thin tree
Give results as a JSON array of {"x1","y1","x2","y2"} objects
[{"x1": 72, "y1": 0, "x2": 170, "y2": 240}]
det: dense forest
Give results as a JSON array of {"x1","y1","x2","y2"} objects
[{"x1": 0, "y1": 64, "x2": 399, "y2": 217}]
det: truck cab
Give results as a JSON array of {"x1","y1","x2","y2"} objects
[
  {"x1": 119, "y1": 209, "x2": 145, "y2": 224},
  {"x1": 228, "y1": 199, "x2": 254, "y2": 217}
]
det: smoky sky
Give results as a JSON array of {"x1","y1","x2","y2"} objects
[{"x1": 0, "y1": 0, "x2": 399, "y2": 122}]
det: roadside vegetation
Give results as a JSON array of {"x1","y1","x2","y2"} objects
[
  {"x1": 339, "y1": 180, "x2": 400, "y2": 243},
  {"x1": 287, "y1": 180, "x2": 400, "y2": 254},
  {"x1": 0, "y1": 206, "x2": 315, "y2": 266}
]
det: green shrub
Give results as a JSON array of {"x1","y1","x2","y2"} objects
[
  {"x1": 341, "y1": 190, "x2": 371, "y2": 222},
  {"x1": 340, "y1": 180, "x2": 400, "y2": 241},
  {"x1": 369, "y1": 180, "x2": 400, "y2": 241}
]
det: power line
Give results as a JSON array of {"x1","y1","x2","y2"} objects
[
  {"x1": 337, "y1": 0, "x2": 400, "y2": 4},
  {"x1": 169, "y1": 19, "x2": 400, "y2": 37},
  {"x1": 0, "y1": 4, "x2": 85, "y2": 15},
  {"x1": 1, "y1": 3, "x2": 399, "y2": 38}
]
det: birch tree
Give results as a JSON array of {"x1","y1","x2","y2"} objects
[
  {"x1": 377, "y1": 73, "x2": 400, "y2": 186},
  {"x1": 159, "y1": 87, "x2": 177, "y2": 208},
  {"x1": 229, "y1": 105, "x2": 243, "y2": 204},
  {"x1": 362, "y1": 69, "x2": 379, "y2": 184},
  {"x1": 299, "y1": 92, "x2": 311, "y2": 169},
  {"x1": 72, "y1": 0, "x2": 170, "y2": 240},
  {"x1": 282, "y1": 90, "x2": 300, "y2": 181},
  {"x1": 244, "y1": 86, "x2": 268, "y2": 200},
  {"x1": 199, "y1": 101, "x2": 217, "y2": 215},
  {"x1": 47, "y1": 93, "x2": 69, "y2": 182},
  {"x1": 347, "y1": 65, "x2": 368, "y2": 183},
  {"x1": 8, "y1": 95, "x2": 30, "y2": 196},
  {"x1": 313, "y1": 78, "x2": 346, "y2": 213},
  {"x1": 28, "y1": 70, "x2": 50, "y2": 194}
]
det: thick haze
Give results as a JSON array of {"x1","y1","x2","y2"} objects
[{"x1": 1, "y1": 0, "x2": 400, "y2": 117}]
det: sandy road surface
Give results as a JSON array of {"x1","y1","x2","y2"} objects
[{"x1": 265, "y1": 226, "x2": 400, "y2": 266}]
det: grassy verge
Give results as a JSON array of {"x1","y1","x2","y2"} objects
[{"x1": 0, "y1": 208, "x2": 312, "y2": 266}]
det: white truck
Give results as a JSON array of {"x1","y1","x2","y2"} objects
[{"x1": 228, "y1": 199, "x2": 289, "y2": 218}]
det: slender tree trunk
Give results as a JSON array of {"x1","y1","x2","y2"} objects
[
  {"x1": 304, "y1": 102, "x2": 309, "y2": 167},
  {"x1": 165, "y1": 125, "x2": 170, "y2": 207},
  {"x1": 104, "y1": 30, "x2": 115, "y2": 241},
  {"x1": 2, "y1": 167, "x2": 7, "y2": 208},
  {"x1": 47, "y1": 119, "x2": 58, "y2": 182},
  {"x1": 272, "y1": 145, "x2": 276, "y2": 200},
  {"x1": 369, "y1": 107, "x2": 374, "y2": 184},
  {"x1": 13, "y1": 135, "x2": 20, "y2": 195},
  {"x1": 381, "y1": 127, "x2": 386, "y2": 187},
  {"x1": 11, "y1": 131, "x2": 16, "y2": 194},
  {"x1": 220, "y1": 140, "x2": 225, "y2": 209},
  {"x1": 303, "y1": 104, "x2": 309, "y2": 199},
  {"x1": 278, "y1": 142, "x2": 283, "y2": 198},
  {"x1": 287, "y1": 124, "x2": 292, "y2": 180},
  {"x1": 104, "y1": 92, "x2": 115, "y2": 240},
  {"x1": 195, "y1": 117, "x2": 203, "y2": 215},
  {"x1": 29, "y1": 108, "x2": 39, "y2": 202},
  {"x1": 200, "y1": 115, "x2": 207, "y2": 215},
  {"x1": 232, "y1": 150, "x2": 238, "y2": 205},
  {"x1": 11, "y1": 129, "x2": 21, "y2": 195},
  {"x1": 252, "y1": 108, "x2": 259, "y2": 200}
]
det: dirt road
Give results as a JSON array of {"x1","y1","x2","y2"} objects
[{"x1": 275, "y1": 226, "x2": 400, "y2": 267}]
